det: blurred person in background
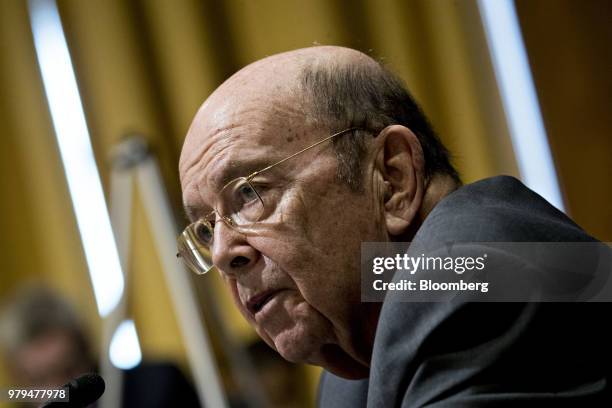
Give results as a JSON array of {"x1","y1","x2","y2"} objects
[
  {"x1": 0, "y1": 286, "x2": 200, "y2": 408},
  {"x1": 0, "y1": 286, "x2": 94, "y2": 389}
]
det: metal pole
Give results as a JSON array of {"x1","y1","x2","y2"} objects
[
  {"x1": 99, "y1": 144, "x2": 136, "y2": 408},
  {"x1": 136, "y1": 148, "x2": 228, "y2": 408}
]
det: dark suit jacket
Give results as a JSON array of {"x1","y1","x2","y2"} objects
[{"x1": 319, "y1": 176, "x2": 611, "y2": 407}]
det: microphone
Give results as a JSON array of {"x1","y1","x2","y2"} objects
[{"x1": 41, "y1": 373, "x2": 105, "y2": 407}]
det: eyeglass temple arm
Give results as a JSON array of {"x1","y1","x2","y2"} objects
[{"x1": 245, "y1": 127, "x2": 361, "y2": 180}]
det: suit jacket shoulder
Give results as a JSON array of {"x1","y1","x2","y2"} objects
[{"x1": 319, "y1": 176, "x2": 610, "y2": 408}]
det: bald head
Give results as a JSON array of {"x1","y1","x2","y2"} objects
[
  {"x1": 181, "y1": 47, "x2": 377, "y2": 173},
  {"x1": 201, "y1": 45, "x2": 376, "y2": 112}
]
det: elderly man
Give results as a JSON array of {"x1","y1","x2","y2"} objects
[{"x1": 178, "y1": 46, "x2": 610, "y2": 406}]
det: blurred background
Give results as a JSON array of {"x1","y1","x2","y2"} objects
[{"x1": 0, "y1": 0, "x2": 610, "y2": 407}]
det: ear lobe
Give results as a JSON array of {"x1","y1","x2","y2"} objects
[{"x1": 375, "y1": 125, "x2": 425, "y2": 237}]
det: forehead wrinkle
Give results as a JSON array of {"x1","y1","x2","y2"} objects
[
  {"x1": 181, "y1": 125, "x2": 239, "y2": 217},
  {"x1": 190, "y1": 110, "x2": 309, "y2": 186},
  {"x1": 184, "y1": 157, "x2": 281, "y2": 224},
  {"x1": 185, "y1": 142, "x2": 273, "y2": 215},
  {"x1": 181, "y1": 79, "x2": 316, "y2": 216},
  {"x1": 193, "y1": 143, "x2": 234, "y2": 206},
  {"x1": 183, "y1": 204, "x2": 199, "y2": 222}
]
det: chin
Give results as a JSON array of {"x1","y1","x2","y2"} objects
[
  {"x1": 262, "y1": 296, "x2": 335, "y2": 364},
  {"x1": 272, "y1": 326, "x2": 325, "y2": 364}
]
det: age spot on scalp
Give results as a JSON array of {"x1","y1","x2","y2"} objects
[{"x1": 286, "y1": 127, "x2": 295, "y2": 143}]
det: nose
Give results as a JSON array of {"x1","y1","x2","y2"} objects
[{"x1": 211, "y1": 220, "x2": 258, "y2": 276}]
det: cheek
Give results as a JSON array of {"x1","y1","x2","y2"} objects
[
  {"x1": 243, "y1": 182, "x2": 381, "y2": 329},
  {"x1": 248, "y1": 194, "x2": 374, "y2": 315},
  {"x1": 226, "y1": 272, "x2": 335, "y2": 363},
  {"x1": 261, "y1": 185, "x2": 372, "y2": 256}
]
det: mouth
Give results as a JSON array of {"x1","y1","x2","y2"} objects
[{"x1": 246, "y1": 290, "x2": 279, "y2": 316}]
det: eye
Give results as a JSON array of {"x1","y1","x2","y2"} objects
[
  {"x1": 193, "y1": 220, "x2": 213, "y2": 245},
  {"x1": 236, "y1": 182, "x2": 259, "y2": 204}
]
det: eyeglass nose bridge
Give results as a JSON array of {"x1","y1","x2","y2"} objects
[{"x1": 212, "y1": 210, "x2": 237, "y2": 229}]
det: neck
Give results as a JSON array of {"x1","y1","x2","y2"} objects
[
  {"x1": 420, "y1": 174, "x2": 460, "y2": 219},
  {"x1": 400, "y1": 173, "x2": 460, "y2": 240},
  {"x1": 330, "y1": 301, "x2": 382, "y2": 379},
  {"x1": 340, "y1": 174, "x2": 459, "y2": 378}
]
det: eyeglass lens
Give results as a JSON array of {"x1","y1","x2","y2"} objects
[{"x1": 177, "y1": 177, "x2": 264, "y2": 274}]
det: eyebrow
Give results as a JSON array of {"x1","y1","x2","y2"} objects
[
  {"x1": 217, "y1": 157, "x2": 275, "y2": 187},
  {"x1": 182, "y1": 157, "x2": 278, "y2": 222}
]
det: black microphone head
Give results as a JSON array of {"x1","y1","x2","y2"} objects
[
  {"x1": 41, "y1": 373, "x2": 105, "y2": 408},
  {"x1": 67, "y1": 373, "x2": 105, "y2": 407}
]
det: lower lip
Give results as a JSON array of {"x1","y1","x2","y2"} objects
[{"x1": 255, "y1": 290, "x2": 284, "y2": 318}]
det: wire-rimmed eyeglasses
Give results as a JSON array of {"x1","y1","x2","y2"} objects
[{"x1": 177, "y1": 127, "x2": 360, "y2": 275}]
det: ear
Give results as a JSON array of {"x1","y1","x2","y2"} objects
[{"x1": 374, "y1": 125, "x2": 425, "y2": 236}]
